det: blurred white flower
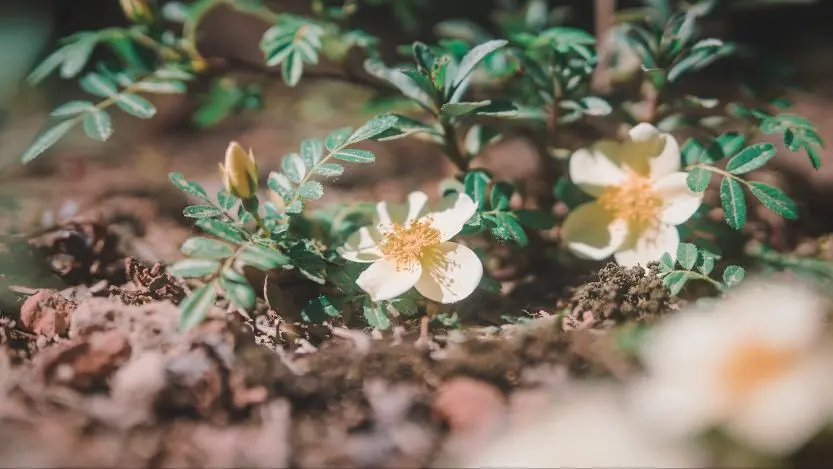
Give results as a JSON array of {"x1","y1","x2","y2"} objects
[
  {"x1": 630, "y1": 278, "x2": 833, "y2": 455},
  {"x1": 457, "y1": 383, "x2": 706, "y2": 468},
  {"x1": 562, "y1": 123, "x2": 702, "y2": 267},
  {"x1": 339, "y1": 191, "x2": 482, "y2": 304}
]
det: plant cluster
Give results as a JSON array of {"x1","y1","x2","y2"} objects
[{"x1": 18, "y1": 0, "x2": 826, "y2": 330}]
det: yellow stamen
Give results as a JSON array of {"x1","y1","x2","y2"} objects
[
  {"x1": 597, "y1": 173, "x2": 661, "y2": 227},
  {"x1": 721, "y1": 340, "x2": 798, "y2": 401},
  {"x1": 380, "y1": 220, "x2": 441, "y2": 270}
]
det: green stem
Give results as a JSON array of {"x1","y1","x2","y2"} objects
[
  {"x1": 687, "y1": 163, "x2": 749, "y2": 187},
  {"x1": 686, "y1": 270, "x2": 722, "y2": 287},
  {"x1": 440, "y1": 119, "x2": 468, "y2": 172}
]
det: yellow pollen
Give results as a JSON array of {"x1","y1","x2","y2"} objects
[
  {"x1": 721, "y1": 341, "x2": 798, "y2": 401},
  {"x1": 597, "y1": 174, "x2": 661, "y2": 227},
  {"x1": 380, "y1": 220, "x2": 441, "y2": 270}
]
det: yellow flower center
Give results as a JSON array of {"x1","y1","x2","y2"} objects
[
  {"x1": 380, "y1": 219, "x2": 441, "y2": 270},
  {"x1": 597, "y1": 173, "x2": 661, "y2": 227},
  {"x1": 721, "y1": 340, "x2": 798, "y2": 402}
]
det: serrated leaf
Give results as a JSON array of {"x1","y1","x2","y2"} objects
[
  {"x1": 239, "y1": 243, "x2": 290, "y2": 270},
  {"x1": 168, "y1": 258, "x2": 221, "y2": 277},
  {"x1": 719, "y1": 178, "x2": 747, "y2": 230},
  {"x1": 183, "y1": 205, "x2": 222, "y2": 219},
  {"x1": 686, "y1": 167, "x2": 711, "y2": 192},
  {"x1": 677, "y1": 242, "x2": 698, "y2": 270},
  {"x1": 219, "y1": 276, "x2": 256, "y2": 310},
  {"x1": 195, "y1": 218, "x2": 247, "y2": 243},
  {"x1": 452, "y1": 39, "x2": 508, "y2": 88},
  {"x1": 314, "y1": 163, "x2": 344, "y2": 177},
  {"x1": 178, "y1": 283, "x2": 217, "y2": 330},
  {"x1": 331, "y1": 148, "x2": 375, "y2": 163},
  {"x1": 181, "y1": 236, "x2": 234, "y2": 259},
  {"x1": 663, "y1": 271, "x2": 689, "y2": 296},
  {"x1": 489, "y1": 181, "x2": 513, "y2": 210},
  {"x1": 21, "y1": 120, "x2": 77, "y2": 163},
  {"x1": 115, "y1": 94, "x2": 157, "y2": 118},
  {"x1": 301, "y1": 295, "x2": 341, "y2": 322},
  {"x1": 726, "y1": 143, "x2": 777, "y2": 174},
  {"x1": 169, "y1": 172, "x2": 210, "y2": 201},
  {"x1": 363, "y1": 299, "x2": 392, "y2": 330},
  {"x1": 347, "y1": 114, "x2": 397, "y2": 144},
  {"x1": 300, "y1": 139, "x2": 324, "y2": 166},
  {"x1": 747, "y1": 182, "x2": 798, "y2": 220},
  {"x1": 281, "y1": 153, "x2": 306, "y2": 183},
  {"x1": 268, "y1": 171, "x2": 294, "y2": 197},
  {"x1": 51, "y1": 100, "x2": 95, "y2": 117},
  {"x1": 325, "y1": 127, "x2": 353, "y2": 150},
  {"x1": 82, "y1": 110, "x2": 112, "y2": 142},
  {"x1": 217, "y1": 190, "x2": 238, "y2": 210},
  {"x1": 79, "y1": 72, "x2": 117, "y2": 97},
  {"x1": 464, "y1": 169, "x2": 491, "y2": 210},
  {"x1": 297, "y1": 181, "x2": 324, "y2": 200},
  {"x1": 722, "y1": 265, "x2": 745, "y2": 287}
]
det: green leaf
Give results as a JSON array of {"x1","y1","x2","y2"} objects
[
  {"x1": 387, "y1": 298, "x2": 419, "y2": 317},
  {"x1": 169, "y1": 172, "x2": 210, "y2": 201},
  {"x1": 489, "y1": 181, "x2": 513, "y2": 210},
  {"x1": 298, "y1": 181, "x2": 324, "y2": 200},
  {"x1": 217, "y1": 190, "x2": 238, "y2": 210},
  {"x1": 21, "y1": 119, "x2": 77, "y2": 163},
  {"x1": 268, "y1": 171, "x2": 294, "y2": 197},
  {"x1": 134, "y1": 80, "x2": 188, "y2": 94},
  {"x1": 281, "y1": 153, "x2": 306, "y2": 183},
  {"x1": 115, "y1": 94, "x2": 157, "y2": 119},
  {"x1": 578, "y1": 96, "x2": 612, "y2": 116},
  {"x1": 708, "y1": 131, "x2": 746, "y2": 161},
  {"x1": 300, "y1": 139, "x2": 324, "y2": 166},
  {"x1": 659, "y1": 252, "x2": 675, "y2": 273},
  {"x1": 168, "y1": 258, "x2": 221, "y2": 277},
  {"x1": 331, "y1": 148, "x2": 375, "y2": 163},
  {"x1": 51, "y1": 100, "x2": 95, "y2": 117},
  {"x1": 60, "y1": 34, "x2": 98, "y2": 78},
  {"x1": 686, "y1": 167, "x2": 711, "y2": 192},
  {"x1": 663, "y1": 271, "x2": 689, "y2": 296},
  {"x1": 722, "y1": 265, "x2": 746, "y2": 288},
  {"x1": 183, "y1": 205, "x2": 222, "y2": 219},
  {"x1": 314, "y1": 163, "x2": 344, "y2": 177},
  {"x1": 364, "y1": 60, "x2": 434, "y2": 111},
  {"x1": 286, "y1": 200, "x2": 304, "y2": 214},
  {"x1": 695, "y1": 249, "x2": 719, "y2": 276},
  {"x1": 719, "y1": 178, "x2": 747, "y2": 230},
  {"x1": 464, "y1": 169, "x2": 491, "y2": 210},
  {"x1": 82, "y1": 110, "x2": 112, "y2": 142},
  {"x1": 363, "y1": 298, "x2": 392, "y2": 330},
  {"x1": 239, "y1": 243, "x2": 290, "y2": 270},
  {"x1": 282, "y1": 51, "x2": 303, "y2": 86},
  {"x1": 515, "y1": 209, "x2": 556, "y2": 229},
  {"x1": 195, "y1": 218, "x2": 247, "y2": 244},
  {"x1": 431, "y1": 55, "x2": 450, "y2": 95},
  {"x1": 412, "y1": 42, "x2": 436, "y2": 72},
  {"x1": 79, "y1": 72, "x2": 117, "y2": 97},
  {"x1": 677, "y1": 242, "x2": 698, "y2": 270},
  {"x1": 178, "y1": 283, "x2": 217, "y2": 330},
  {"x1": 325, "y1": 126, "x2": 354, "y2": 150},
  {"x1": 441, "y1": 100, "x2": 492, "y2": 117},
  {"x1": 489, "y1": 212, "x2": 528, "y2": 246},
  {"x1": 181, "y1": 236, "x2": 234, "y2": 259},
  {"x1": 301, "y1": 295, "x2": 341, "y2": 322},
  {"x1": 452, "y1": 39, "x2": 508, "y2": 88},
  {"x1": 747, "y1": 182, "x2": 798, "y2": 220},
  {"x1": 26, "y1": 49, "x2": 65, "y2": 85},
  {"x1": 219, "y1": 276, "x2": 256, "y2": 310},
  {"x1": 726, "y1": 143, "x2": 777, "y2": 175},
  {"x1": 347, "y1": 114, "x2": 397, "y2": 144}
]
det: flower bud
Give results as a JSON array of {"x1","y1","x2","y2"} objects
[
  {"x1": 119, "y1": 0, "x2": 155, "y2": 24},
  {"x1": 219, "y1": 141, "x2": 259, "y2": 199}
]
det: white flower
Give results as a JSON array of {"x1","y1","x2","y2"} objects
[
  {"x1": 456, "y1": 383, "x2": 706, "y2": 468},
  {"x1": 339, "y1": 191, "x2": 483, "y2": 304},
  {"x1": 562, "y1": 123, "x2": 703, "y2": 267},
  {"x1": 630, "y1": 278, "x2": 833, "y2": 455}
]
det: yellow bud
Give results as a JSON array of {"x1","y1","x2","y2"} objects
[
  {"x1": 119, "y1": 0, "x2": 154, "y2": 24},
  {"x1": 221, "y1": 141, "x2": 259, "y2": 199}
]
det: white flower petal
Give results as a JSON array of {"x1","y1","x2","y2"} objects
[
  {"x1": 404, "y1": 190, "x2": 429, "y2": 225},
  {"x1": 424, "y1": 192, "x2": 477, "y2": 241},
  {"x1": 727, "y1": 356, "x2": 833, "y2": 455},
  {"x1": 414, "y1": 242, "x2": 482, "y2": 304},
  {"x1": 569, "y1": 144, "x2": 627, "y2": 197},
  {"x1": 623, "y1": 123, "x2": 681, "y2": 178},
  {"x1": 614, "y1": 222, "x2": 679, "y2": 267},
  {"x1": 356, "y1": 259, "x2": 421, "y2": 302},
  {"x1": 339, "y1": 226, "x2": 383, "y2": 263},
  {"x1": 653, "y1": 172, "x2": 703, "y2": 225},
  {"x1": 629, "y1": 378, "x2": 723, "y2": 442},
  {"x1": 560, "y1": 202, "x2": 628, "y2": 260},
  {"x1": 374, "y1": 200, "x2": 408, "y2": 230}
]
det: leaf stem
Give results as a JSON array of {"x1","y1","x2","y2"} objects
[
  {"x1": 687, "y1": 163, "x2": 749, "y2": 187},
  {"x1": 440, "y1": 119, "x2": 469, "y2": 172}
]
